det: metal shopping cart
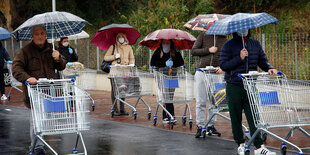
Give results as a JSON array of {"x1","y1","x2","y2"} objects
[
  {"x1": 27, "y1": 78, "x2": 92, "y2": 155},
  {"x1": 239, "y1": 71, "x2": 310, "y2": 155},
  {"x1": 110, "y1": 65, "x2": 153, "y2": 119},
  {"x1": 199, "y1": 66, "x2": 251, "y2": 139},
  {"x1": 60, "y1": 67, "x2": 95, "y2": 111},
  {"x1": 153, "y1": 66, "x2": 194, "y2": 129},
  {"x1": 5, "y1": 62, "x2": 23, "y2": 100}
]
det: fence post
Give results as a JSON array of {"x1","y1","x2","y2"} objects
[
  {"x1": 87, "y1": 41, "x2": 90, "y2": 68},
  {"x1": 149, "y1": 49, "x2": 152, "y2": 73},
  {"x1": 262, "y1": 33, "x2": 265, "y2": 52},
  {"x1": 294, "y1": 39, "x2": 298, "y2": 79},
  {"x1": 11, "y1": 38, "x2": 14, "y2": 57},
  {"x1": 97, "y1": 47, "x2": 100, "y2": 71}
]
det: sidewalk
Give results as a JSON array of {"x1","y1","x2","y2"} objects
[{"x1": 2, "y1": 87, "x2": 310, "y2": 153}]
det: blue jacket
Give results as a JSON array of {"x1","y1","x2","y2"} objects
[{"x1": 220, "y1": 33, "x2": 274, "y2": 84}]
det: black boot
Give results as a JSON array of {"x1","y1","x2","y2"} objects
[
  {"x1": 195, "y1": 126, "x2": 202, "y2": 138},
  {"x1": 207, "y1": 125, "x2": 221, "y2": 136},
  {"x1": 120, "y1": 101, "x2": 128, "y2": 115},
  {"x1": 120, "y1": 110, "x2": 129, "y2": 115}
]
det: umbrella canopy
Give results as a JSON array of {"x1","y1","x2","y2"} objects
[
  {"x1": 139, "y1": 29, "x2": 196, "y2": 50},
  {"x1": 184, "y1": 14, "x2": 231, "y2": 31},
  {"x1": 91, "y1": 24, "x2": 140, "y2": 51},
  {"x1": 206, "y1": 12, "x2": 278, "y2": 35},
  {"x1": 0, "y1": 27, "x2": 11, "y2": 40},
  {"x1": 12, "y1": 11, "x2": 87, "y2": 40},
  {"x1": 47, "y1": 30, "x2": 89, "y2": 42}
]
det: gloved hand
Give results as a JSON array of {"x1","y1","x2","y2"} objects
[
  {"x1": 115, "y1": 53, "x2": 120, "y2": 59},
  {"x1": 128, "y1": 64, "x2": 135, "y2": 67},
  {"x1": 68, "y1": 48, "x2": 73, "y2": 54},
  {"x1": 67, "y1": 62, "x2": 73, "y2": 66},
  {"x1": 165, "y1": 58, "x2": 173, "y2": 67},
  {"x1": 7, "y1": 60, "x2": 12, "y2": 64}
]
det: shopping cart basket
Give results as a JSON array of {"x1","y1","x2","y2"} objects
[
  {"x1": 239, "y1": 71, "x2": 310, "y2": 155},
  {"x1": 109, "y1": 65, "x2": 153, "y2": 119},
  {"x1": 153, "y1": 66, "x2": 194, "y2": 129},
  {"x1": 27, "y1": 78, "x2": 92, "y2": 155},
  {"x1": 199, "y1": 66, "x2": 251, "y2": 139},
  {"x1": 5, "y1": 62, "x2": 23, "y2": 100},
  {"x1": 60, "y1": 67, "x2": 95, "y2": 111}
]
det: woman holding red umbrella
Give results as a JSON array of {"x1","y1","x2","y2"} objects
[
  {"x1": 150, "y1": 39, "x2": 184, "y2": 123},
  {"x1": 104, "y1": 32, "x2": 135, "y2": 116}
]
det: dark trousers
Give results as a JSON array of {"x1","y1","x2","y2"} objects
[
  {"x1": 226, "y1": 83, "x2": 263, "y2": 148},
  {"x1": 162, "y1": 88, "x2": 175, "y2": 119},
  {"x1": 0, "y1": 68, "x2": 5, "y2": 95},
  {"x1": 110, "y1": 79, "x2": 125, "y2": 111}
]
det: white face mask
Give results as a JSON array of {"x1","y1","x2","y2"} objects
[
  {"x1": 237, "y1": 29, "x2": 248, "y2": 37},
  {"x1": 118, "y1": 37, "x2": 125, "y2": 44},
  {"x1": 62, "y1": 42, "x2": 69, "y2": 47},
  {"x1": 162, "y1": 44, "x2": 170, "y2": 53}
]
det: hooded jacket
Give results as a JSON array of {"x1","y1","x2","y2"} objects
[
  {"x1": 220, "y1": 32, "x2": 274, "y2": 85},
  {"x1": 12, "y1": 41, "x2": 67, "y2": 108},
  {"x1": 191, "y1": 33, "x2": 227, "y2": 68}
]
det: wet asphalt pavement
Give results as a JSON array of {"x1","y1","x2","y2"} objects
[{"x1": 0, "y1": 105, "x2": 298, "y2": 155}]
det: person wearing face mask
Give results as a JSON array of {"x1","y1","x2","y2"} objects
[
  {"x1": 220, "y1": 29, "x2": 277, "y2": 155},
  {"x1": 191, "y1": 32, "x2": 227, "y2": 138},
  {"x1": 150, "y1": 39, "x2": 184, "y2": 124},
  {"x1": 58, "y1": 37, "x2": 78, "y2": 63},
  {"x1": 104, "y1": 32, "x2": 135, "y2": 116}
]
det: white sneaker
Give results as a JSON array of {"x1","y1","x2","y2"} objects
[
  {"x1": 1, "y1": 94, "x2": 7, "y2": 100},
  {"x1": 162, "y1": 118, "x2": 169, "y2": 124},
  {"x1": 238, "y1": 143, "x2": 245, "y2": 155},
  {"x1": 255, "y1": 145, "x2": 276, "y2": 155}
]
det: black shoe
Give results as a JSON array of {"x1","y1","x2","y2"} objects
[
  {"x1": 195, "y1": 126, "x2": 202, "y2": 138},
  {"x1": 120, "y1": 110, "x2": 129, "y2": 115},
  {"x1": 207, "y1": 125, "x2": 221, "y2": 136},
  {"x1": 114, "y1": 110, "x2": 121, "y2": 116},
  {"x1": 34, "y1": 148, "x2": 46, "y2": 155}
]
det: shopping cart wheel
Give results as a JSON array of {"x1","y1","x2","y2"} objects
[
  {"x1": 262, "y1": 133, "x2": 267, "y2": 142},
  {"x1": 202, "y1": 130, "x2": 206, "y2": 138},
  {"x1": 147, "y1": 113, "x2": 151, "y2": 120},
  {"x1": 182, "y1": 117, "x2": 186, "y2": 125},
  {"x1": 244, "y1": 150, "x2": 250, "y2": 155},
  {"x1": 189, "y1": 121, "x2": 193, "y2": 129},
  {"x1": 153, "y1": 117, "x2": 157, "y2": 125},
  {"x1": 281, "y1": 145, "x2": 287, "y2": 155},
  {"x1": 170, "y1": 122, "x2": 174, "y2": 129},
  {"x1": 72, "y1": 149, "x2": 78, "y2": 154},
  {"x1": 92, "y1": 105, "x2": 95, "y2": 111},
  {"x1": 133, "y1": 113, "x2": 137, "y2": 120}
]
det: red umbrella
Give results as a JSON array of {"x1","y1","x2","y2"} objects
[
  {"x1": 91, "y1": 24, "x2": 140, "y2": 50},
  {"x1": 139, "y1": 29, "x2": 196, "y2": 50}
]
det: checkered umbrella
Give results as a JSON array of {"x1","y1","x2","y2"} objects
[
  {"x1": 206, "y1": 12, "x2": 278, "y2": 35},
  {"x1": 184, "y1": 14, "x2": 231, "y2": 31},
  {"x1": 12, "y1": 11, "x2": 87, "y2": 42}
]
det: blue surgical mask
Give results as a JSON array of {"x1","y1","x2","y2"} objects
[
  {"x1": 237, "y1": 29, "x2": 248, "y2": 37},
  {"x1": 162, "y1": 44, "x2": 170, "y2": 53}
]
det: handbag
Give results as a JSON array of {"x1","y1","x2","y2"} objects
[{"x1": 101, "y1": 45, "x2": 115, "y2": 73}]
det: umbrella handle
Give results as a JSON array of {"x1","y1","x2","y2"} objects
[{"x1": 169, "y1": 67, "x2": 172, "y2": 75}]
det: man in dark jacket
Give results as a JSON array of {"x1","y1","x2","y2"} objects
[
  {"x1": 191, "y1": 33, "x2": 227, "y2": 138},
  {"x1": 220, "y1": 29, "x2": 277, "y2": 155},
  {"x1": 12, "y1": 25, "x2": 67, "y2": 155}
]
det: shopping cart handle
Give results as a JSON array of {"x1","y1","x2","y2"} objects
[
  {"x1": 71, "y1": 78, "x2": 75, "y2": 82},
  {"x1": 277, "y1": 71, "x2": 283, "y2": 75},
  {"x1": 25, "y1": 81, "x2": 30, "y2": 85},
  {"x1": 6, "y1": 60, "x2": 12, "y2": 64},
  {"x1": 238, "y1": 73, "x2": 243, "y2": 78}
]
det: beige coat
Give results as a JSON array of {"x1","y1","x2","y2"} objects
[{"x1": 104, "y1": 44, "x2": 135, "y2": 65}]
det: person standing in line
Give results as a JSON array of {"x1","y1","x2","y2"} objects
[
  {"x1": 220, "y1": 29, "x2": 277, "y2": 155},
  {"x1": 104, "y1": 32, "x2": 135, "y2": 116},
  {"x1": 0, "y1": 42, "x2": 11, "y2": 100},
  {"x1": 150, "y1": 39, "x2": 184, "y2": 123},
  {"x1": 58, "y1": 37, "x2": 78, "y2": 63},
  {"x1": 12, "y1": 25, "x2": 67, "y2": 155},
  {"x1": 191, "y1": 32, "x2": 227, "y2": 138}
]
